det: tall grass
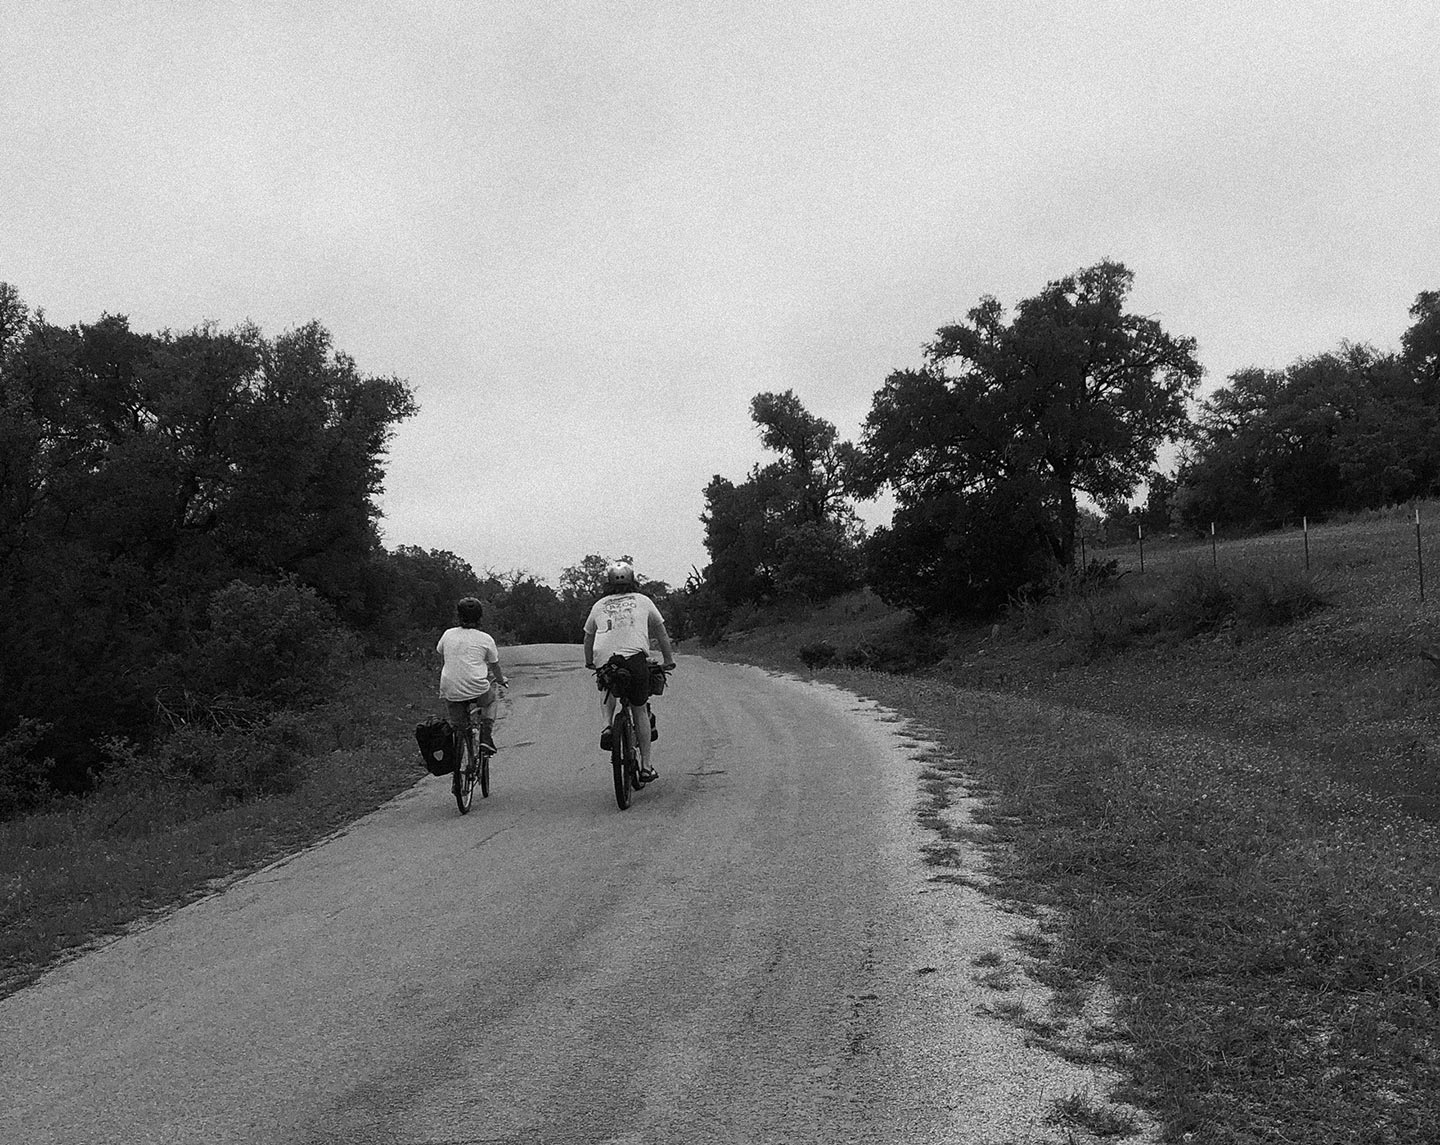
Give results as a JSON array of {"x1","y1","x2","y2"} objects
[{"x1": 1008, "y1": 561, "x2": 1331, "y2": 658}]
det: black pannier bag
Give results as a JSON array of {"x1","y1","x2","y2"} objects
[
  {"x1": 648, "y1": 664, "x2": 667, "y2": 695},
  {"x1": 414, "y1": 716, "x2": 456, "y2": 776},
  {"x1": 595, "y1": 659, "x2": 632, "y2": 694}
]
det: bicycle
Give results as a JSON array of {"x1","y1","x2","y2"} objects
[
  {"x1": 595, "y1": 662, "x2": 669, "y2": 811},
  {"x1": 452, "y1": 693, "x2": 502, "y2": 814}
]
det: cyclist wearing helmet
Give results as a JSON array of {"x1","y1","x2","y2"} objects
[
  {"x1": 437, "y1": 597, "x2": 509, "y2": 763},
  {"x1": 583, "y1": 560, "x2": 676, "y2": 784}
]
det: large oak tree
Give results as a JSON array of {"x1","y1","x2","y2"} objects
[{"x1": 852, "y1": 261, "x2": 1201, "y2": 614}]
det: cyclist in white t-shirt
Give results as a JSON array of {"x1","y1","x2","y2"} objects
[
  {"x1": 436, "y1": 597, "x2": 509, "y2": 755},
  {"x1": 583, "y1": 561, "x2": 676, "y2": 783}
]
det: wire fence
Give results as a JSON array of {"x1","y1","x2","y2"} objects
[{"x1": 1083, "y1": 503, "x2": 1438, "y2": 603}]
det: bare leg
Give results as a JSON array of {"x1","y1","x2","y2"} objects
[
  {"x1": 630, "y1": 703, "x2": 653, "y2": 771},
  {"x1": 472, "y1": 685, "x2": 501, "y2": 749}
]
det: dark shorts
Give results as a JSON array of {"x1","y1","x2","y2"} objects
[
  {"x1": 444, "y1": 683, "x2": 498, "y2": 729},
  {"x1": 601, "y1": 651, "x2": 652, "y2": 707}
]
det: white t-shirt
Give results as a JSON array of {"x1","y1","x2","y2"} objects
[
  {"x1": 436, "y1": 627, "x2": 500, "y2": 701},
  {"x1": 584, "y1": 592, "x2": 663, "y2": 663}
]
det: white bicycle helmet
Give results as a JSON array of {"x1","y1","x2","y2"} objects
[{"x1": 604, "y1": 561, "x2": 638, "y2": 592}]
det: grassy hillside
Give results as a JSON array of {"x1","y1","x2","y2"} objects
[
  {"x1": 706, "y1": 504, "x2": 1440, "y2": 1142},
  {"x1": 714, "y1": 503, "x2": 1440, "y2": 820}
]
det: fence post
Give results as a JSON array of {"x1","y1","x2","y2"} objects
[
  {"x1": 1138, "y1": 522, "x2": 1144, "y2": 573},
  {"x1": 1211, "y1": 522, "x2": 1218, "y2": 570},
  {"x1": 1418, "y1": 508, "x2": 1425, "y2": 603},
  {"x1": 1303, "y1": 515, "x2": 1309, "y2": 572}
]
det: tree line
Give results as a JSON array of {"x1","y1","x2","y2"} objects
[
  {"x1": 695, "y1": 262, "x2": 1440, "y2": 625},
  {"x1": 7, "y1": 262, "x2": 1437, "y2": 813},
  {"x1": 0, "y1": 284, "x2": 677, "y2": 813}
]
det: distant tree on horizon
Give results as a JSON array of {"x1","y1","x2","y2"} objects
[{"x1": 1175, "y1": 292, "x2": 1440, "y2": 531}]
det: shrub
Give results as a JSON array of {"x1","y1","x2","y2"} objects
[
  {"x1": 797, "y1": 641, "x2": 838, "y2": 669},
  {"x1": 774, "y1": 522, "x2": 862, "y2": 602},
  {"x1": 153, "y1": 712, "x2": 313, "y2": 802},
  {"x1": 1049, "y1": 587, "x2": 1155, "y2": 659},
  {"x1": 1161, "y1": 564, "x2": 1329, "y2": 637},
  {"x1": 1004, "y1": 559, "x2": 1328, "y2": 661},
  {"x1": 854, "y1": 633, "x2": 949, "y2": 675},
  {"x1": 1161, "y1": 567, "x2": 1236, "y2": 635},
  {"x1": 1080, "y1": 556, "x2": 1122, "y2": 584},
  {"x1": 1231, "y1": 565, "x2": 1329, "y2": 629},
  {"x1": 186, "y1": 578, "x2": 354, "y2": 706},
  {"x1": 865, "y1": 488, "x2": 1053, "y2": 618},
  {"x1": 0, "y1": 719, "x2": 55, "y2": 819},
  {"x1": 1005, "y1": 591, "x2": 1053, "y2": 641}
]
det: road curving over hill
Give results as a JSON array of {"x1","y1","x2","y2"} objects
[{"x1": 1, "y1": 645, "x2": 1145, "y2": 1144}]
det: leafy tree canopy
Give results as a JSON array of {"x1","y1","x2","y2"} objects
[
  {"x1": 852, "y1": 260, "x2": 1201, "y2": 614},
  {"x1": 701, "y1": 390, "x2": 862, "y2": 609},
  {"x1": 0, "y1": 286, "x2": 416, "y2": 793},
  {"x1": 1176, "y1": 326, "x2": 1438, "y2": 531}
]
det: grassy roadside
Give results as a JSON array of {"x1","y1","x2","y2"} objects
[
  {"x1": 0, "y1": 658, "x2": 434, "y2": 1000},
  {"x1": 846, "y1": 671, "x2": 1439, "y2": 1143},
  {"x1": 705, "y1": 508, "x2": 1440, "y2": 1142}
]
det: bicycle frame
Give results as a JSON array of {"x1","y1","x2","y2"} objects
[
  {"x1": 596, "y1": 663, "x2": 651, "y2": 810},
  {"x1": 612, "y1": 702, "x2": 642, "y2": 810},
  {"x1": 453, "y1": 711, "x2": 492, "y2": 815}
]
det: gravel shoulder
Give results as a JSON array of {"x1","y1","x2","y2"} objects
[{"x1": 794, "y1": 672, "x2": 1159, "y2": 1143}]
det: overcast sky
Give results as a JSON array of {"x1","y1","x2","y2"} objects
[{"x1": 5, "y1": 2, "x2": 1437, "y2": 587}]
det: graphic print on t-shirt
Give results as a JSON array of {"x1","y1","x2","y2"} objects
[
  {"x1": 589, "y1": 593, "x2": 656, "y2": 661},
  {"x1": 600, "y1": 595, "x2": 637, "y2": 633}
]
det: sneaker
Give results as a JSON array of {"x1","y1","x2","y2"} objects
[{"x1": 600, "y1": 726, "x2": 613, "y2": 752}]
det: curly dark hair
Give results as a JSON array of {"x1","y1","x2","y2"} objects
[{"x1": 456, "y1": 597, "x2": 485, "y2": 626}]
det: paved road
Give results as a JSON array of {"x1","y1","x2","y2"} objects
[{"x1": 0, "y1": 646, "x2": 1105, "y2": 1144}]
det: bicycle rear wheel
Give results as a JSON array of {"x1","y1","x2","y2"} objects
[
  {"x1": 611, "y1": 711, "x2": 631, "y2": 810},
  {"x1": 456, "y1": 727, "x2": 476, "y2": 814}
]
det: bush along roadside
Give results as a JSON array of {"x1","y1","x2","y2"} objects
[
  {"x1": 0, "y1": 658, "x2": 433, "y2": 1000},
  {"x1": 1005, "y1": 560, "x2": 1331, "y2": 657},
  {"x1": 831, "y1": 669, "x2": 1440, "y2": 1145}
]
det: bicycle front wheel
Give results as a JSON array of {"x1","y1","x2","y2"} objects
[
  {"x1": 480, "y1": 745, "x2": 491, "y2": 798},
  {"x1": 611, "y1": 712, "x2": 631, "y2": 811},
  {"x1": 456, "y1": 728, "x2": 476, "y2": 814}
]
